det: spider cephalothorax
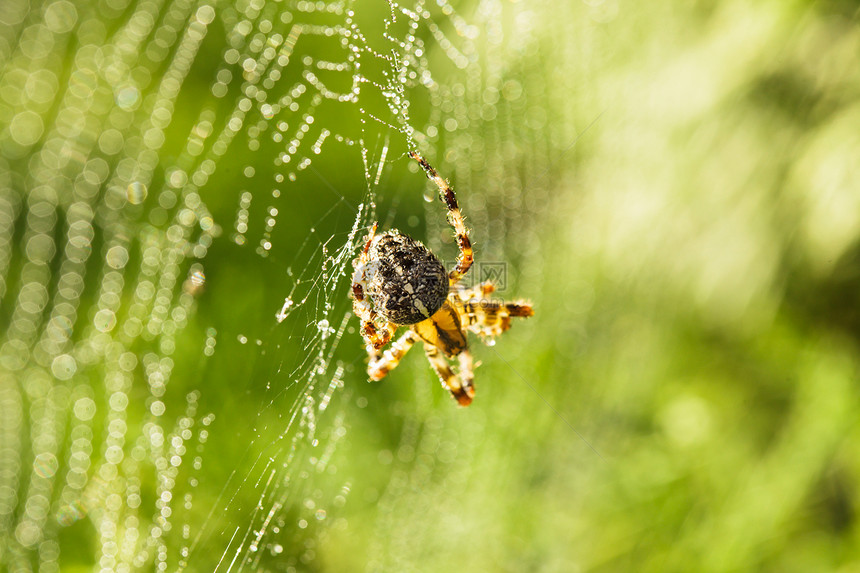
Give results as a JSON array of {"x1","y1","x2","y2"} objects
[{"x1": 350, "y1": 151, "x2": 534, "y2": 406}]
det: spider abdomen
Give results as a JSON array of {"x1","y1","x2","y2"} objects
[{"x1": 364, "y1": 230, "x2": 448, "y2": 325}]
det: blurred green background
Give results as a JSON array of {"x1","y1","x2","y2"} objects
[{"x1": 2, "y1": 0, "x2": 860, "y2": 571}]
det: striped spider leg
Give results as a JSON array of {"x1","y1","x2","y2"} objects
[
  {"x1": 350, "y1": 222, "x2": 397, "y2": 350},
  {"x1": 409, "y1": 151, "x2": 473, "y2": 286},
  {"x1": 366, "y1": 326, "x2": 474, "y2": 406},
  {"x1": 453, "y1": 281, "x2": 535, "y2": 341}
]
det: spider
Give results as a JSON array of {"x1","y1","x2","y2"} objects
[{"x1": 350, "y1": 151, "x2": 534, "y2": 406}]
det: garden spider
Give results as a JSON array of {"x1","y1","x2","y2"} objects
[{"x1": 350, "y1": 152, "x2": 534, "y2": 406}]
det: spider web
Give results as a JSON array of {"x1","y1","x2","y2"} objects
[{"x1": 0, "y1": 0, "x2": 575, "y2": 570}]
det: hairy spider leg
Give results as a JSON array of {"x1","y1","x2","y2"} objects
[
  {"x1": 423, "y1": 343, "x2": 475, "y2": 406},
  {"x1": 461, "y1": 299, "x2": 534, "y2": 339},
  {"x1": 453, "y1": 281, "x2": 534, "y2": 339},
  {"x1": 351, "y1": 222, "x2": 396, "y2": 350},
  {"x1": 409, "y1": 151, "x2": 474, "y2": 286},
  {"x1": 457, "y1": 350, "x2": 475, "y2": 401},
  {"x1": 367, "y1": 330, "x2": 419, "y2": 381}
]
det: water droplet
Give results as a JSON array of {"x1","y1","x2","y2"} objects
[
  {"x1": 317, "y1": 319, "x2": 331, "y2": 339},
  {"x1": 276, "y1": 297, "x2": 294, "y2": 323},
  {"x1": 190, "y1": 269, "x2": 206, "y2": 287}
]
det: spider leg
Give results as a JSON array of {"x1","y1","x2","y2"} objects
[
  {"x1": 351, "y1": 290, "x2": 396, "y2": 350},
  {"x1": 457, "y1": 349, "x2": 475, "y2": 400},
  {"x1": 368, "y1": 330, "x2": 419, "y2": 381},
  {"x1": 409, "y1": 151, "x2": 473, "y2": 286},
  {"x1": 461, "y1": 297, "x2": 534, "y2": 340},
  {"x1": 352, "y1": 222, "x2": 396, "y2": 349},
  {"x1": 423, "y1": 343, "x2": 475, "y2": 406},
  {"x1": 450, "y1": 280, "x2": 532, "y2": 338}
]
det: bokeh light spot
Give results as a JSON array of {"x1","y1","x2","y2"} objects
[
  {"x1": 51, "y1": 354, "x2": 77, "y2": 380},
  {"x1": 44, "y1": 1, "x2": 78, "y2": 34},
  {"x1": 9, "y1": 111, "x2": 44, "y2": 147},
  {"x1": 94, "y1": 309, "x2": 117, "y2": 332},
  {"x1": 32, "y1": 452, "x2": 59, "y2": 478},
  {"x1": 73, "y1": 397, "x2": 96, "y2": 421},
  {"x1": 127, "y1": 182, "x2": 148, "y2": 204}
]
